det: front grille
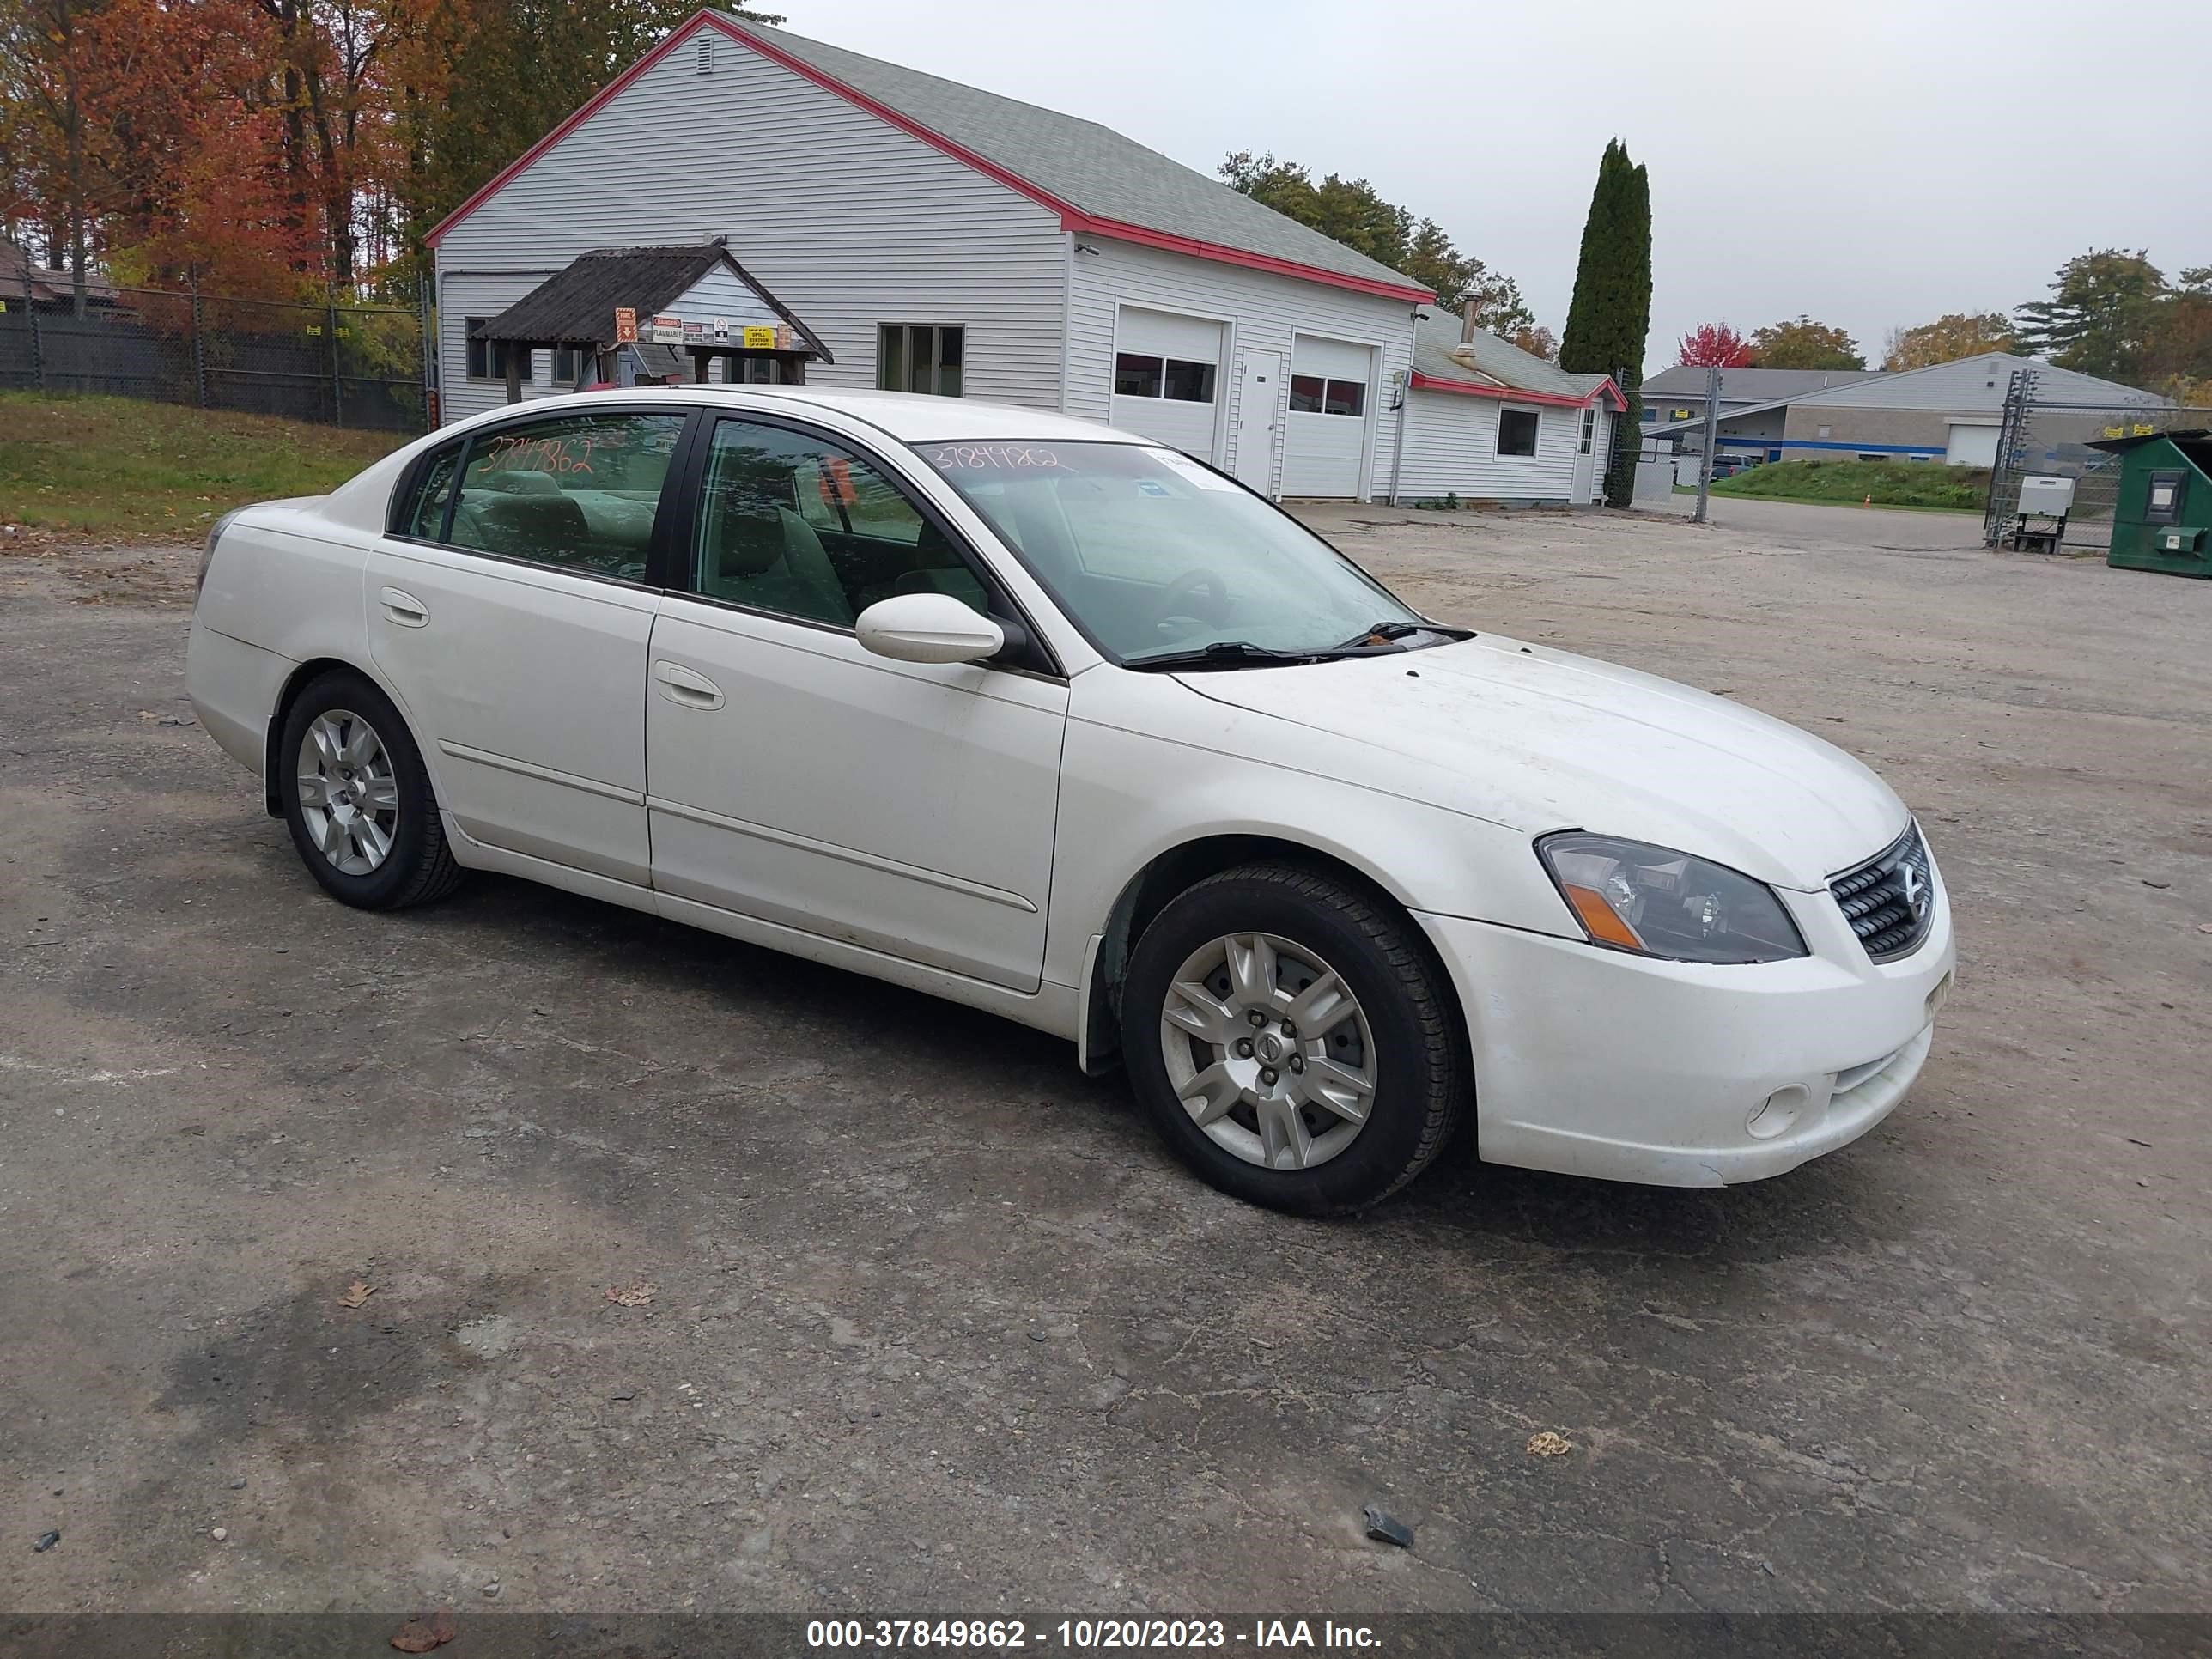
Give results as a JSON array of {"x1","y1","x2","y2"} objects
[{"x1": 1831, "y1": 823, "x2": 1936, "y2": 963}]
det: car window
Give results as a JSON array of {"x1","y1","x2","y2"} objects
[
  {"x1": 396, "y1": 443, "x2": 461, "y2": 539},
  {"x1": 447, "y1": 412, "x2": 686, "y2": 582},
  {"x1": 917, "y1": 441, "x2": 1419, "y2": 662},
  {"x1": 693, "y1": 418, "x2": 988, "y2": 627}
]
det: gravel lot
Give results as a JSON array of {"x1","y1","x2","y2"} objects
[{"x1": 3, "y1": 497, "x2": 2207, "y2": 1623}]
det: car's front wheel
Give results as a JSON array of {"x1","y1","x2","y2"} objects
[
  {"x1": 278, "y1": 668, "x2": 463, "y2": 910},
  {"x1": 1121, "y1": 862, "x2": 1466, "y2": 1214}
]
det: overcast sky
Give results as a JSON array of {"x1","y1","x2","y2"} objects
[{"x1": 770, "y1": 0, "x2": 2211, "y2": 375}]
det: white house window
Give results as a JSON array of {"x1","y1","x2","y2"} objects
[
  {"x1": 465, "y1": 320, "x2": 532, "y2": 384},
  {"x1": 1289, "y1": 374, "x2": 1364, "y2": 416},
  {"x1": 551, "y1": 346, "x2": 587, "y2": 385},
  {"x1": 1114, "y1": 352, "x2": 1215, "y2": 403},
  {"x1": 878, "y1": 325, "x2": 963, "y2": 396},
  {"x1": 1579, "y1": 408, "x2": 1596, "y2": 454},
  {"x1": 1497, "y1": 406, "x2": 1540, "y2": 457}
]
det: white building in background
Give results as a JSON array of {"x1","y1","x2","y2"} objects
[{"x1": 427, "y1": 10, "x2": 1621, "y2": 505}]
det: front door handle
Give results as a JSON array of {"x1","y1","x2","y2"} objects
[
  {"x1": 653, "y1": 660, "x2": 726, "y2": 710},
  {"x1": 379, "y1": 586, "x2": 428, "y2": 628}
]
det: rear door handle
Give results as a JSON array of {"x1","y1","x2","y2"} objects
[
  {"x1": 379, "y1": 586, "x2": 428, "y2": 628},
  {"x1": 653, "y1": 660, "x2": 725, "y2": 710}
]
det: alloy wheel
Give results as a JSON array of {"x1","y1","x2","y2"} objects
[
  {"x1": 295, "y1": 708, "x2": 399, "y2": 877},
  {"x1": 1157, "y1": 931, "x2": 1377, "y2": 1170}
]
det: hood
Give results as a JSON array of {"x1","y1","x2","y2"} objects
[{"x1": 1174, "y1": 635, "x2": 1907, "y2": 890}]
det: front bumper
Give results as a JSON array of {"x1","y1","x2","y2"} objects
[{"x1": 1414, "y1": 870, "x2": 1954, "y2": 1187}]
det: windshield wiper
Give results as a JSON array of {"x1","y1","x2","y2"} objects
[
  {"x1": 1123, "y1": 641, "x2": 1324, "y2": 672},
  {"x1": 1328, "y1": 619, "x2": 1468, "y2": 653}
]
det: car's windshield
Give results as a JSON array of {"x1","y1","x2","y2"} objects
[{"x1": 913, "y1": 441, "x2": 1430, "y2": 665}]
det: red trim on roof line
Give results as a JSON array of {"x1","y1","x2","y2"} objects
[
  {"x1": 430, "y1": 9, "x2": 1437, "y2": 305},
  {"x1": 1410, "y1": 370, "x2": 1626, "y2": 411}
]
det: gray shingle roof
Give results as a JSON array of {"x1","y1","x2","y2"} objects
[
  {"x1": 715, "y1": 15, "x2": 1429, "y2": 298},
  {"x1": 475, "y1": 242, "x2": 829, "y2": 358},
  {"x1": 1640, "y1": 365, "x2": 1883, "y2": 404},
  {"x1": 1411, "y1": 311, "x2": 1612, "y2": 402}
]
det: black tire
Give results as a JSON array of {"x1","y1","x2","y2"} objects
[
  {"x1": 277, "y1": 667, "x2": 464, "y2": 911},
  {"x1": 1121, "y1": 861, "x2": 1466, "y2": 1215}
]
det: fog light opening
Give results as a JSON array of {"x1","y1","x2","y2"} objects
[{"x1": 1747, "y1": 1084, "x2": 1811, "y2": 1141}]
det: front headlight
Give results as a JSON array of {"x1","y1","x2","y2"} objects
[
  {"x1": 196, "y1": 508, "x2": 242, "y2": 599},
  {"x1": 1536, "y1": 832, "x2": 1808, "y2": 964}
]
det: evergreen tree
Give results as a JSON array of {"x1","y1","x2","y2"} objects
[{"x1": 1559, "y1": 139, "x2": 1650, "y2": 507}]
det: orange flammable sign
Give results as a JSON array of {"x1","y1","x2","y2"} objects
[
  {"x1": 613, "y1": 307, "x2": 638, "y2": 344},
  {"x1": 816, "y1": 457, "x2": 859, "y2": 510}
]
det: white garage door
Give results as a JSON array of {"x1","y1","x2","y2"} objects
[
  {"x1": 1945, "y1": 422, "x2": 2000, "y2": 468},
  {"x1": 1283, "y1": 335, "x2": 1376, "y2": 497},
  {"x1": 1110, "y1": 307, "x2": 1224, "y2": 460}
]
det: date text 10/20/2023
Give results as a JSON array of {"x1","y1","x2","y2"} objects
[{"x1": 805, "y1": 1619, "x2": 1383, "y2": 1649}]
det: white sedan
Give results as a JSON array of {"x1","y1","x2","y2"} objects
[{"x1": 187, "y1": 386, "x2": 1954, "y2": 1212}]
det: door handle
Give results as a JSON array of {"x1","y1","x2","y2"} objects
[
  {"x1": 379, "y1": 586, "x2": 428, "y2": 628},
  {"x1": 653, "y1": 660, "x2": 726, "y2": 710}
]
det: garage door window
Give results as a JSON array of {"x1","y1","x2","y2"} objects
[
  {"x1": 1115, "y1": 353, "x2": 1216, "y2": 403},
  {"x1": 1497, "y1": 407, "x2": 1540, "y2": 458},
  {"x1": 1289, "y1": 374, "x2": 1364, "y2": 416}
]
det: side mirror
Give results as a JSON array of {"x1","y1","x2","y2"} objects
[{"x1": 854, "y1": 592, "x2": 1006, "y2": 665}]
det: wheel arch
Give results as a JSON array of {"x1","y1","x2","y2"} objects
[
  {"x1": 262, "y1": 655, "x2": 428, "y2": 817},
  {"x1": 1079, "y1": 831, "x2": 1465, "y2": 1078}
]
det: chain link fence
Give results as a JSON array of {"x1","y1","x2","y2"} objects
[
  {"x1": 1983, "y1": 368, "x2": 2209, "y2": 550},
  {"x1": 1, "y1": 270, "x2": 433, "y2": 433}
]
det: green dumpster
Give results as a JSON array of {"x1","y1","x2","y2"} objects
[{"x1": 2089, "y1": 428, "x2": 2212, "y2": 579}]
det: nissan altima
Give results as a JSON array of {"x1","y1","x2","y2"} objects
[{"x1": 186, "y1": 386, "x2": 1954, "y2": 1213}]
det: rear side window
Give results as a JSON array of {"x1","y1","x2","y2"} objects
[
  {"x1": 447, "y1": 411, "x2": 687, "y2": 582},
  {"x1": 396, "y1": 443, "x2": 461, "y2": 539}
]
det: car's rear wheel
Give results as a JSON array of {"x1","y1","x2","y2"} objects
[
  {"x1": 278, "y1": 669, "x2": 463, "y2": 910},
  {"x1": 1121, "y1": 861, "x2": 1465, "y2": 1214}
]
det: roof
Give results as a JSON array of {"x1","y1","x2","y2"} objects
[
  {"x1": 435, "y1": 383, "x2": 1162, "y2": 447},
  {"x1": 473, "y1": 241, "x2": 830, "y2": 359},
  {"x1": 0, "y1": 240, "x2": 117, "y2": 306},
  {"x1": 1641, "y1": 365, "x2": 1882, "y2": 404},
  {"x1": 428, "y1": 10, "x2": 1431, "y2": 305},
  {"x1": 1644, "y1": 351, "x2": 2168, "y2": 436},
  {"x1": 1407, "y1": 312, "x2": 1622, "y2": 410}
]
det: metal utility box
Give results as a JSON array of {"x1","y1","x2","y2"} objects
[
  {"x1": 2010, "y1": 474, "x2": 2075, "y2": 553},
  {"x1": 2089, "y1": 428, "x2": 2212, "y2": 579}
]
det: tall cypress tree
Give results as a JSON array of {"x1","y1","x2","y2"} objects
[{"x1": 1559, "y1": 140, "x2": 1652, "y2": 507}]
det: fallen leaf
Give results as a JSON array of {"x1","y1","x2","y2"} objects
[
  {"x1": 390, "y1": 1607, "x2": 456, "y2": 1652},
  {"x1": 337, "y1": 1281, "x2": 377, "y2": 1309},
  {"x1": 1525, "y1": 1431, "x2": 1573, "y2": 1458},
  {"x1": 604, "y1": 1282, "x2": 658, "y2": 1307}
]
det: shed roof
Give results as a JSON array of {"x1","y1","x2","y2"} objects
[
  {"x1": 473, "y1": 240, "x2": 830, "y2": 358},
  {"x1": 1408, "y1": 312, "x2": 1621, "y2": 409}
]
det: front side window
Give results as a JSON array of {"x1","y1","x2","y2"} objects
[
  {"x1": 693, "y1": 418, "x2": 988, "y2": 627},
  {"x1": 878, "y1": 325, "x2": 963, "y2": 397},
  {"x1": 1290, "y1": 374, "x2": 1364, "y2": 416},
  {"x1": 918, "y1": 441, "x2": 1425, "y2": 664},
  {"x1": 1498, "y1": 407, "x2": 1540, "y2": 458},
  {"x1": 445, "y1": 411, "x2": 685, "y2": 580}
]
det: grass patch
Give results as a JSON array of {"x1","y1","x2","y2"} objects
[
  {"x1": 0, "y1": 393, "x2": 409, "y2": 542},
  {"x1": 1708, "y1": 458, "x2": 1990, "y2": 512}
]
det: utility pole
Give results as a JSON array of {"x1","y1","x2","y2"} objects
[{"x1": 1693, "y1": 363, "x2": 1720, "y2": 525}]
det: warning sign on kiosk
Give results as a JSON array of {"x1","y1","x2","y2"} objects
[
  {"x1": 742, "y1": 325, "x2": 778, "y2": 350},
  {"x1": 612, "y1": 307, "x2": 637, "y2": 344},
  {"x1": 648, "y1": 313, "x2": 687, "y2": 344}
]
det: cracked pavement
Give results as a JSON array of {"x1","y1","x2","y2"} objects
[{"x1": 1, "y1": 498, "x2": 2206, "y2": 1619}]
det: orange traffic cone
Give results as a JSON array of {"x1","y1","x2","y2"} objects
[{"x1": 1863, "y1": 494, "x2": 1872, "y2": 506}]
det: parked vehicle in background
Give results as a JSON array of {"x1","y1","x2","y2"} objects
[{"x1": 187, "y1": 386, "x2": 1954, "y2": 1212}]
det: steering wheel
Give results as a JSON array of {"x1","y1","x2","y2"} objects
[{"x1": 1151, "y1": 568, "x2": 1232, "y2": 630}]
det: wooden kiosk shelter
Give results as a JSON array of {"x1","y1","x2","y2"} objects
[{"x1": 470, "y1": 239, "x2": 831, "y2": 402}]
